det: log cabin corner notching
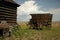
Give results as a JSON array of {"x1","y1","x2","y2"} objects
[
  {"x1": 0, "y1": 0, "x2": 20, "y2": 26},
  {"x1": 29, "y1": 13, "x2": 53, "y2": 29}
]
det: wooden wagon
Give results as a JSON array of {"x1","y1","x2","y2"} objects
[{"x1": 29, "y1": 13, "x2": 53, "y2": 30}]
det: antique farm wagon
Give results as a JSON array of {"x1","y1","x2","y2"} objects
[
  {"x1": 29, "y1": 13, "x2": 53, "y2": 30},
  {"x1": 0, "y1": 0, "x2": 20, "y2": 36}
]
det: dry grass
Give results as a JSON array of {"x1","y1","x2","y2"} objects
[
  {"x1": 11, "y1": 22, "x2": 60, "y2": 40},
  {"x1": 0, "y1": 21, "x2": 60, "y2": 40},
  {"x1": 11, "y1": 27, "x2": 60, "y2": 40},
  {"x1": 52, "y1": 21, "x2": 60, "y2": 27}
]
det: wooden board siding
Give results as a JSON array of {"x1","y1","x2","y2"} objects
[{"x1": 29, "y1": 14, "x2": 53, "y2": 29}]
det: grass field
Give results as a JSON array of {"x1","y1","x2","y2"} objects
[{"x1": 0, "y1": 22, "x2": 60, "y2": 40}]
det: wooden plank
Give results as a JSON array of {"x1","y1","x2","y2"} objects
[
  {"x1": 0, "y1": 4, "x2": 17, "y2": 9},
  {"x1": 0, "y1": 10, "x2": 16, "y2": 13}
]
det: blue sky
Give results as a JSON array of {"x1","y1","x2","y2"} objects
[{"x1": 14, "y1": 0, "x2": 60, "y2": 22}]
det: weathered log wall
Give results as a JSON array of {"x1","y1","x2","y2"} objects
[
  {"x1": 0, "y1": 4, "x2": 17, "y2": 24},
  {"x1": 0, "y1": 0, "x2": 20, "y2": 36},
  {"x1": 0, "y1": 0, "x2": 19, "y2": 26}
]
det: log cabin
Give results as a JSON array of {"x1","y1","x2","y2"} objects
[
  {"x1": 0, "y1": 0, "x2": 20, "y2": 26},
  {"x1": 0, "y1": 0, "x2": 20, "y2": 36}
]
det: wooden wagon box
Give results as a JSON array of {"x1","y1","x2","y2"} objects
[{"x1": 29, "y1": 13, "x2": 53, "y2": 29}]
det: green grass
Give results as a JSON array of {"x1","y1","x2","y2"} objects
[
  {"x1": 11, "y1": 25, "x2": 60, "y2": 40},
  {"x1": 0, "y1": 25, "x2": 60, "y2": 40}
]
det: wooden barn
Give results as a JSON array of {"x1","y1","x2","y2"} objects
[
  {"x1": 0, "y1": 0, "x2": 20, "y2": 26},
  {"x1": 0, "y1": 0, "x2": 20, "y2": 36},
  {"x1": 29, "y1": 13, "x2": 53, "y2": 30}
]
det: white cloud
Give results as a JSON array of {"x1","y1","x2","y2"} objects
[
  {"x1": 46, "y1": 8, "x2": 60, "y2": 21},
  {"x1": 47, "y1": 8, "x2": 60, "y2": 14},
  {"x1": 17, "y1": 0, "x2": 49, "y2": 21},
  {"x1": 17, "y1": 0, "x2": 60, "y2": 22},
  {"x1": 17, "y1": 0, "x2": 48, "y2": 15}
]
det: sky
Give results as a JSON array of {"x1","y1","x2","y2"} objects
[{"x1": 14, "y1": 0, "x2": 60, "y2": 22}]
